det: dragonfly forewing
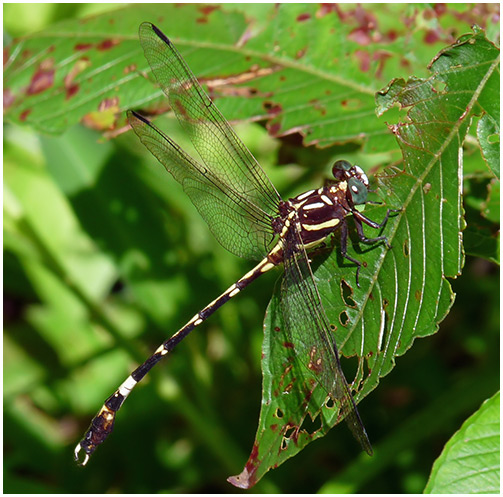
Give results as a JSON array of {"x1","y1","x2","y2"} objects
[{"x1": 137, "y1": 22, "x2": 281, "y2": 219}]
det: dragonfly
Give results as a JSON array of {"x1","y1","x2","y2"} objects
[{"x1": 75, "y1": 22, "x2": 396, "y2": 468}]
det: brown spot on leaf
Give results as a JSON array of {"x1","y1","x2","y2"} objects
[
  {"x1": 309, "y1": 98, "x2": 326, "y2": 116},
  {"x1": 354, "y1": 50, "x2": 370, "y2": 72},
  {"x1": 82, "y1": 97, "x2": 120, "y2": 131},
  {"x1": 317, "y1": 4, "x2": 338, "y2": 17},
  {"x1": 295, "y1": 47, "x2": 307, "y2": 59},
  {"x1": 21, "y1": 49, "x2": 32, "y2": 61},
  {"x1": 374, "y1": 50, "x2": 392, "y2": 79},
  {"x1": 99, "y1": 97, "x2": 119, "y2": 111},
  {"x1": 64, "y1": 58, "x2": 91, "y2": 100},
  {"x1": 386, "y1": 30, "x2": 398, "y2": 42},
  {"x1": 196, "y1": 4, "x2": 219, "y2": 23},
  {"x1": 75, "y1": 43, "x2": 93, "y2": 51},
  {"x1": 19, "y1": 109, "x2": 31, "y2": 121},
  {"x1": 202, "y1": 64, "x2": 280, "y2": 93},
  {"x1": 27, "y1": 59, "x2": 55, "y2": 95},
  {"x1": 4, "y1": 88, "x2": 15, "y2": 110},
  {"x1": 284, "y1": 382, "x2": 294, "y2": 393},
  {"x1": 124, "y1": 63, "x2": 137, "y2": 75},
  {"x1": 349, "y1": 27, "x2": 373, "y2": 46},
  {"x1": 424, "y1": 29, "x2": 440, "y2": 44},
  {"x1": 198, "y1": 5, "x2": 219, "y2": 15},
  {"x1": 296, "y1": 12, "x2": 311, "y2": 22},
  {"x1": 433, "y1": 3, "x2": 447, "y2": 16},
  {"x1": 283, "y1": 341, "x2": 294, "y2": 349},
  {"x1": 97, "y1": 39, "x2": 119, "y2": 51},
  {"x1": 65, "y1": 84, "x2": 79, "y2": 100},
  {"x1": 268, "y1": 121, "x2": 282, "y2": 137},
  {"x1": 227, "y1": 442, "x2": 259, "y2": 489}
]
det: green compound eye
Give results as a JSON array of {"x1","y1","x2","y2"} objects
[
  {"x1": 332, "y1": 160, "x2": 353, "y2": 182},
  {"x1": 332, "y1": 159, "x2": 352, "y2": 174},
  {"x1": 348, "y1": 177, "x2": 368, "y2": 205}
]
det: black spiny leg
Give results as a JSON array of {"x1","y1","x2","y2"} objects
[
  {"x1": 339, "y1": 219, "x2": 365, "y2": 287},
  {"x1": 341, "y1": 208, "x2": 400, "y2": 286},
  {"x1": 354, "y1": 207, "x2": 400, "y2": 232}
]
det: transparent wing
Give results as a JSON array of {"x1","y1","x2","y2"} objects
[
  {"x1": 137, "y1": 22, "x2": 281, "y2": 220},
  {"x1": 280, "y1": 224, "x2": 373, "y2": 455},
  {"x1": 128, "y1": 111, "x2": 276, "y2": 260}
]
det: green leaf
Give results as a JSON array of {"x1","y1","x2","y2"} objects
[
  {"x1": 478, "y1": 114, "x2": 500, "y2": 177},
  {"x1": 5, "y1": 4, "x2": 491, "y2": 151},
  {"x1": 231, "y1": 28, "x2": 499, "y2": 488},
  {"x1": 424, "y1": 391, "x2": 500, "y2": 494}
]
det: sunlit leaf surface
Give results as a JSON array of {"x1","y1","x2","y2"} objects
[
  {"x1": 425, "y1": 392, "x2": 500, "y2": 494},
  {"x1": 230, "y1": 27, "x2": 499, "y2": 488}
]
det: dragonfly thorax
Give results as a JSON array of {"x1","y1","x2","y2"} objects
[{"x1": 285, "y1": 182, "x2": 352, "y2": 250}]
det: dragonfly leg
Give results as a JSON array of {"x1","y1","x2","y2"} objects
[
  {"x1": 353, "y1": 208, "x2": 400, "y2": 249},
  {"x1": 339, "y1": 220, "x2": 364, "y2": 287}
]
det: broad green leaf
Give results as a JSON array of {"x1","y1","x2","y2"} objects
[
  {"x1": 478, "y1": 114, "x2": 500, "y2": 177},
  {"x1": 4, "y1": 4, "x2": 494, "y2": 152},
  {"x1": 229, "y1": 28, "x2": 499, "y2": 488},
  {"x1": 424, "y1": 392, "x2": 500, "y2": 494}
]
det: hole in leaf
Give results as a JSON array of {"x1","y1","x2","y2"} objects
[
  {"x1": 403, "y1": 239, "x2": 409, "y2": 257},
  {"x1": 339, "y1": 310, "x2": 349, "y2": 326},
  {"x1": 340, "y1": 355, "x2": 359, "y2": 383},
  {"x1": 284, "y1": 425, "x2": 296, "y2": 440},
  {"x1": 341, "y1": 279, "x2": 357, "y2": 307},
  {"x1": 299, "y1": 412, "x2": 322, "y2": 436},
  {"x1": 275, "y1": 407, "x2": 284, "y2": 419},
  {"x1": 361, "y1": 356, "x2": 371, "y2": 379}
]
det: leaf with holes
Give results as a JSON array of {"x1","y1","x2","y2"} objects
[
  {"x1": 6, "y1": 4, "x2": 494, "y2": 151},
  {"x1": 228, "y1": 27, "x2": 500, "y2": 488}
]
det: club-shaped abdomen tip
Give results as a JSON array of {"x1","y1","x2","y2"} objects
[{"x1": 74, "y1": 443, "x2": 90, "y2": 466}]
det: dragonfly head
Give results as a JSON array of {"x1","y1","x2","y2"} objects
[{"x1": 332, "y1": 160, "x2": 369, "y2": 205}]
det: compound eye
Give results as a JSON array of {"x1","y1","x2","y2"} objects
[
  {"x1": 332, "y1": 160, "x2": 352, "y2": 180},
  {"x1": 348, "y1": 178, "x2": 368, "y2": 205}
]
